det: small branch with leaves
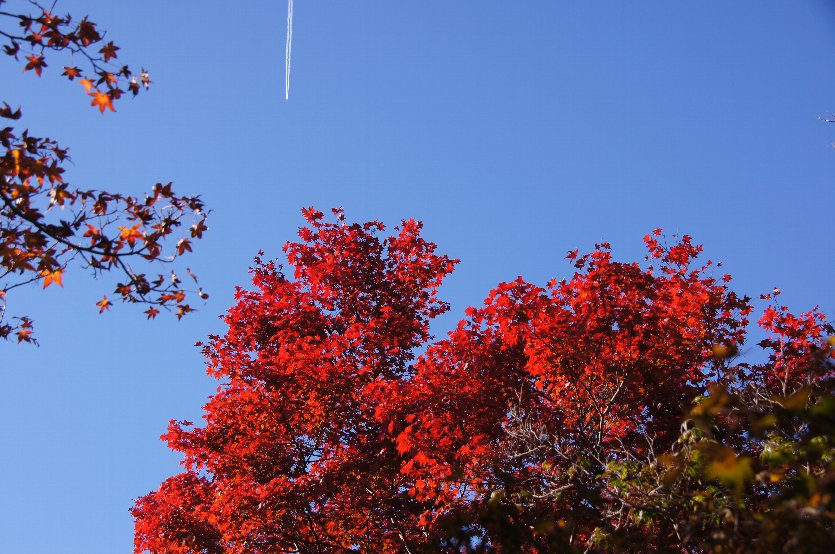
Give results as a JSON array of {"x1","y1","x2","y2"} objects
[{"x1": 1, "y1": 0, "x2": 209, "y2": 342}]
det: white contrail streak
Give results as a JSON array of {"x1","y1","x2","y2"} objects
[{"x1": 285, "y1": 0, "x2": 294, "y2": 100}]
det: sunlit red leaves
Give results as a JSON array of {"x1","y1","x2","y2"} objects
[
  {"x1": 132, "y1": 212, "x2": 736, "y2": 549},
  {"x1": 131, "y1": 209, "x2": 835, "y2": 551},
  {"x1": 132, "y1": 473, "x2": 222, "y2": 554},
  {"x1": 756, "y1": 303, "x2": 834, "y2": 394},
  {"x1": 133, "y1": 209, "x2": 459, "y2": 552}
]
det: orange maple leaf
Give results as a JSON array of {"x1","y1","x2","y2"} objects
[
  {"x1": 10, "y1": 149, "x2": 20, "y2": 176},
  {"x1": 119, "y1": 224, "x2": 144, "y2": 247},
  {"x1": 41, "y1": 270, "x2": 64, "y2": 289},
  {"x1": 96, "y1": 296, "x2": 112, "y2": 313},
  {"x1": 90, "y1": 91, "x2": 115, "y2": 113}
]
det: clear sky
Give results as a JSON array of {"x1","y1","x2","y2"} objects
[{"x1": 2, "y1": 1, "x2": 834, "y2": 551}]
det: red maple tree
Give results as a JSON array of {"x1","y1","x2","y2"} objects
[{"x1": 133, "y1": 209, "x2": 834, "y2": 552}]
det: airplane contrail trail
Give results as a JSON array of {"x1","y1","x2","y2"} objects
[{"x1": 285, "y1": 0, "x2": 294, "y2": 100}]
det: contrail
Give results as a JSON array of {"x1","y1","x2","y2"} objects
[{"x1": 285, "y1": 0, "x2": 294, "y2": 100}]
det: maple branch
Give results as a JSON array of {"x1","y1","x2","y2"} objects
[{"x1": 1, "y1": 183, "x2": 147, "y2": 260}]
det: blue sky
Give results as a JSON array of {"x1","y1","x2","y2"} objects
[{"x1": 2, "y1": 1, "x2": 834, "y2": 551}]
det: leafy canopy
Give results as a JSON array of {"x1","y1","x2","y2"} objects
[{"x1": 133, "y1": 209, "x2": 835, "y2": 553}]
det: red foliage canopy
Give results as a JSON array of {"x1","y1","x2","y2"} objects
[{"x1": 133, "y1": 210, "x2": 833, "y2": 553}]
